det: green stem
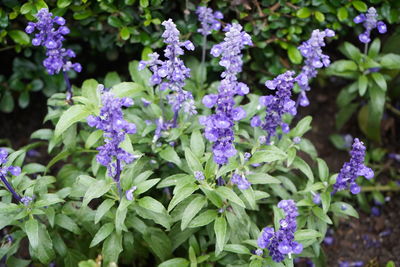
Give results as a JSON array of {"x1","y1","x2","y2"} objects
[
  {"x1": 386, "y1": 102, "x2": 400, "y2": 118},
  {"x1": 361, "y1": 185, "x2": 400, "y2": 192}
]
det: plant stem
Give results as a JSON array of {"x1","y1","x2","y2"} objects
[
  {"x1": 364, "y1": 43, "x2": 369, "y2": 56},
  {"x1": 63, "y1": 71, "x2": 73, "y2": 105},
  {"x1": 362, "y1": 185, "x2": 400, "y2": 192},
  {"x1": 114, "y1": 159, "x2": 122, "y2": 199},
  {"x1": 172, "y1": 111, "x2": 179, "y2": 128},
  {"x1": 201, "y1": 35, "x2": 207, "y2": 67},
  {"x1": 386, "y1": 102, "x2": 400, "y2": 117},
  {"x1": 0, "y1": 174, "x2": 21, "y2": 203}
]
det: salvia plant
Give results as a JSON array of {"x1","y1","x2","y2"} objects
[
  {"x1": 328, "y1": 7, "x2": 400, "y2": 142},
  {"x1": 0, "y1": 5, "x2": 379, "y2": 267}
]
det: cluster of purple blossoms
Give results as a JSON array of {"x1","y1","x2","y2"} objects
[
  {"x1": 196, "y1": 6, "x2": 223, "y2": 36},
  {"x1": 231, "y1": 173, "x2": 251, "y2": 190},
  {"x1": 333, "y1": 138, "x2": 374, "y2": 194},
  {"x1": 25, "y1": 8, "x2": 81, "y2": 75},
  {"x1": 354, "y1": 7, "x2": 387, "y2": 44},
  {"x1": 87, "y1": 85, "x2": 137, "y2": 185},
  {"x1": 139, "y1": 19, "x2": 196, "y2": 127},
  {"x1": 295, "y1": 29, "x2": 335, "y2": 107},
  {"x1": 200, "y1": 23, "x2": 252, "y2": 165},
  {"x1": 251, "y1": 71, "x2": 297, "y2": 144},
  {"x1": 0, "y1": 149, "x2": 24, "y2": 203},
  {"x1": 257, "y1": 199, "x2": 303, "y2": 262}
]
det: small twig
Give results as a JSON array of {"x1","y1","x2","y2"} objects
[
  {"x1": 386, "y1": 102, "x2": 400, "y2": 118},
  {"x1": 285, "y1": 2, "x2": 300, "y2": 10},
  {"x1": 0, "y1": 46, "x2": 15, "y2": 52}
]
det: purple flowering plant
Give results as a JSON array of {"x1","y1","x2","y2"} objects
[
  {"x1": 327, "y1": 6, "x2": 400, "y2": 142},
  {"x1": 0, "y1": 4, "x2": 382, "y2": 267}
]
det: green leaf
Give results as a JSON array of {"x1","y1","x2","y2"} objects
[
  {"x1": 329, "y1": 60, "x2": 358, "y2": 72},
  {"x1": 102, "y1": 233, "x2": 122, "y2": 265},
  {"x1": 181, "y1": 196, "x2": 207, "y2": 230},
  {"x1": 143, "y1": 229, "x2": 172, "y2": 261},
  {"x1": 25, "y1": 219, "x2": 39, "y2": 249},
  {"x1": 321, "y1": 192, "x2": 331, "y2": 213},
  {"x1": 316, "y1": 158, "x2": 329, "y2": 182},
  {"x1": 215, "y1": 187, "x2": 245, "y2": 208},
  {"x1": 288, "y1": 45, "x2": 302, "y2": 64},
  {"x1": 224, "y1": 244, "x2": 251, "y2": 255},
  {"x1": 135, "y1": 178, "x2": 160, "y2": 195},
  {"x1": 337, "y1": 7, "x2": 348, "y2": 21},
  {"x1": 246, "y1": 173, "x2": 281, "y2": 184},
  {"x1": 247, "y1": 146, "x2": 286, "y2": 165},
  {"x1": 290, "y1": 116, "x2": 312, "y2": 137},
  {"x1": 371, "y1": 72, "x2": 387, "y2": 91},
  {"x1": 85, "y1": 130, "x2": 103, "y2": 149},
  {"x1": 330, "y1": 202, "x2": 359, "y2": 218},
  {"x1": 0, "y1": 91, "x2": 14, "y2": 113},
  {"x1": 295, "y1": 229, "x2": 322, "y2": 241},
  {"x1": 342, "y1": 42, "x2": 362, "y2": 62},
  {"x1": 312, "y1": 206, "x2": 332, "y2": 224},
  {"x1": 82, "y1": 180, "x2": 112, "y2": 207},
  {"x1": 90, "y1": 223, "x2": 114, "y2": 247},
  {"x1": 9, "y1": 30, "x2": 30, "y2": 45},
  {"x1": 184, "y1": 147, "x2": 202, "y2": 172},
  {"x1": 190, "y1": 130, "x2": 205, "y2": 158},
  {"x1": 55, "y1": 214, "x2": 81, "y2": 234},
  {"x1": 352, "y1": 1, "x2": 367, "y2": 12},
  {"x1": 120, "y1": 27, "x2": 130, "y2": 41},
  {"x1": 160, "y1": 147, "x2": 182, "y2": 167},
  {"x1": 296, "y1": 7, "x2": 311, "y2": 18},
  {"x1": 367, "y1": 86, "x2": 385, "y2": 142},
  {"x1": 57, "y1": 0, "x2": 72, "y2": 8},
  {"x1": 81, "y1": 79, "x2": 99, "y2": 104},
  {"x1": 31, "y1": 129, "x2": 53, "y2": 140},
  {"x1": 140, "y1": 0, "x2": 149, "y2": 8},
  {"x1": 188, "y1": 209, "x2": 218, "y2": 228},
  {"x1": 368, "y1": 39, "x2": 381, "y2": 58},
  {"x1": 20, "y1": 3, "x2": 33, "y2": 14},
  {"x1": 159, "y1": 258, "x2": 190, "y2": 267},
  {"x1": 95, "y1": 199, "x2": 115, "y2": 224},
  {"x1": 358, "y1": 75, "x2": 368, "y2": 96},
  {"x1": 168, "y1": 183, "x2": 198, "y2": 211},
  {"x1": 111, "y1": 82, "x2": 144, "y2": 98},
  {"x1": 292, "y1": 157, "x2": 314, "y2": 182},
  {"x1": 314, "y1": 11, "x2": 325, "y2": 22},
  {"x1": 104, "y1": 72, "x2": 121, "y2": 88},
  {"x1": 55, "y1": 105, "x2": 90, "y2": 138},
  {"x1": 214, "y1": 217, "x2": 227, "y2": 254},
  {"x1": 115, "y1": 198, "x2": 130, "y2": 234},
  {"x1": 138, "y1": 196, "x2": 167, "y2": 214},
  {"x1": 379, "y1": 53, "x2": 400, "y2": 69}
]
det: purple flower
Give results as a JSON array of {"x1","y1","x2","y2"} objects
[
  {"x1": 194, "y1": 171, "x2": 205, "y2": 181},
  {"x1": 125, "y1": 186, "x2": 137, "y2": 201},
  {"x1": 0, "y1": 148, "x2": 23, "y2": 203},
  {"x1": 201, "y1": 23, "x2": 252, "y2": 165},
  {"x1": 196, "y1": 6, "x2": 223, "y2": 36},
  {"x1": 312, "y1": 193, "x2": 321, "y2": 205},
  {"x1": 295, "y1": 29, "x2": 334, "y2": 107},
  {"x1": 139, "y1": 19, "x2": 196, "y2": 127},
  {"x1": 354, "y1": 7, "x2": 387, "y2": 44},
  {"x1": 257, "y1": 199, "x2": 302, "y2": 262},
  {"x1": 26, "y1": 8, "x2": 81, "y2": 75},
  {"x1": 252, "y1": 71, "x2": 296, "y2": 144},
  {"x1": 231, "y1": 173, "x2": 251, "y2": 190},
  {"x1": 87, "y1": 85, "x2": 137, "y2": 180},
  {"x1": 333, "y1": 138, "x2": 374, "y2": 194}
]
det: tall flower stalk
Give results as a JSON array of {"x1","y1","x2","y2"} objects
[
  {"x1": 251, "y1": 71, "x2": 297, "y2": 144},
  {"x1": 87, "y1": 85, "x2": 137, "y2": 197},
  {"x1": 26, "y1": 8, "x2": 82, "y2": 104},
  {"x1": 354, "y1": 7, "x2": 387, "y2": 54},
  {"x1": 295, "y1": 29, "x2": 335, "y2": 107},
  {"x1": 333, "y1": 138, "x2": 374, "y2": 194},
  {"x1": 139, "y1": 19, "x2": 196, "y2": 128},
  {"x1": 257, "y1": 200, "x2": 303, "y2": 262},
  {"x1": 200, "y1": 23, "x2": 252, "y2": 165},
  {"x1": 196, "y1": 6, "x2": 223, "y2": 65}
]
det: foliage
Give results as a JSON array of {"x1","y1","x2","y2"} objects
[
  {"x1": 2, "y1": 0, "x2": 400, "y2": 111},
  {"x1": 0, "y1": 1, "x2": 392, "y2": 266}
]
